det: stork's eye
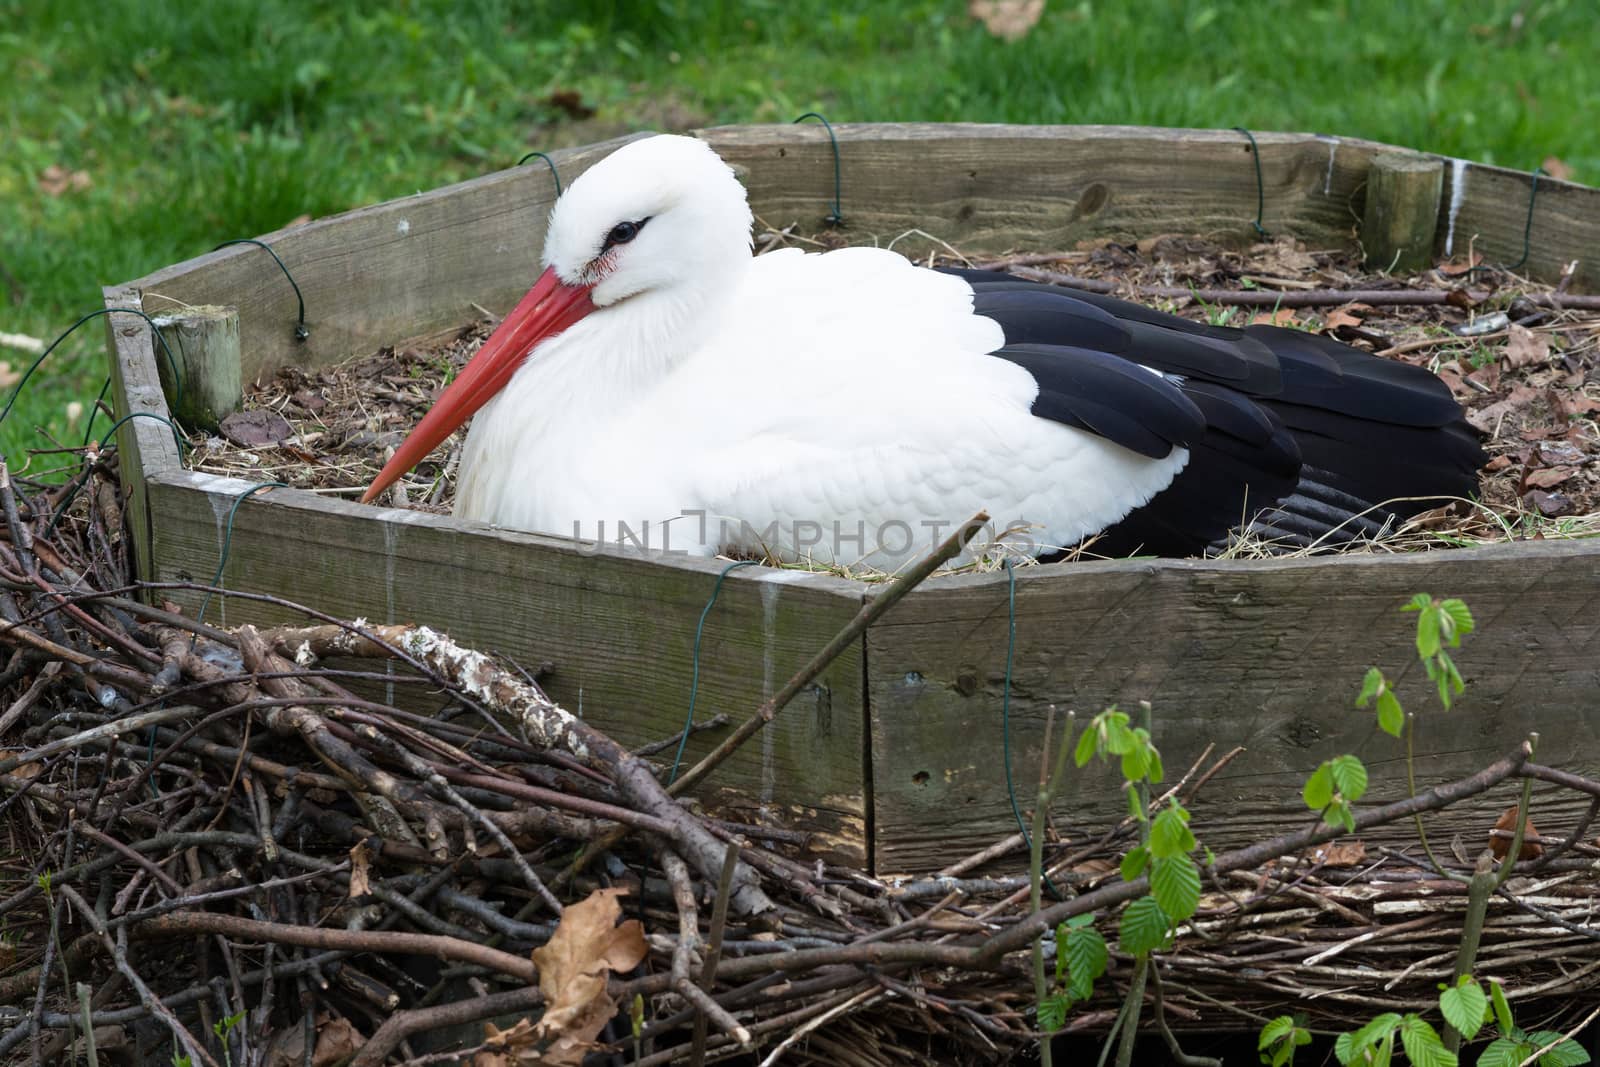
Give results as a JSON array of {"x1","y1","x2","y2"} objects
[{"x1": 602, "y1": 218, "x2": 647, "y2": 251}]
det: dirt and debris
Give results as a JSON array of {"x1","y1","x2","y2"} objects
[{"x1": 189, "y1": 233, "x2": 1600, "y2": 554}]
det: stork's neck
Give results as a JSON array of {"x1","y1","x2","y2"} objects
[{"x1": 506, "y1": 254, "x2": 750, "y2": 424}]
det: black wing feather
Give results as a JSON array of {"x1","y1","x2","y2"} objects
[{"x1": 947, "y1": 268, "x2": 1486, "y2": 555}]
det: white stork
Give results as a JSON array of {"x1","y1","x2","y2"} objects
[{"x1": 363, "y1": 134, "x2": 1483, "y2": 567}]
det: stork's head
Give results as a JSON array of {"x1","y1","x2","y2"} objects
[
  {"x1": 542, "y1": 134, "x2": 754, "y2": 306},
  {"x1": 361, "y1": 135, "x2": 752, "y2": 504}
]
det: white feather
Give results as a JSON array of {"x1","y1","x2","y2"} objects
[{"x1": 455, "y1": 136, "x2": 1187, "y2": 568}]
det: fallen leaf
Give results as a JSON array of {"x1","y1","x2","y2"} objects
[
  {"x1": 969, "y1": 0, "x2": 1045, "y2": 41},
  {"x1": 1324, "y1": 305, "x2": 1368, "y2": 332},
  {"x1": 1483, "y1": 455, "x2": 1513, "y2": 472},
  {"x1": 1541, "y1": 155, "x2": 1574, "y2": 182},
  {"x1": 1251, "y1": 237, "x2": 1319, "y2": 276},
  {"x1": 1502, "y1": 323, "x2": 1550, "y2": 368},
  {"x1": 524, "y1": 887, "x2": 648, "y2": 1066},
  {"x1": 1523, "y1": 488, "x2": 1575, "y2": 517},
  {"x1": 348, "y1": 840, "x2": 373, "y2": 899},
  {"x1": 0, "y1": 751, "x2": 41, "y2": 780},
  {"x1": 1536, "y1": 440, "x2": 1587, "y2": 467},
  {"x1": 38, "y1": 164, "x2": 92, "y2": 196},
  {"x1": 220, "y1": 408, "x2": 294, "y2": 448},
  {"x1": 1249, "y1": 308, "x2": 1299, "y2": 328},
  {"x1": 1310, "y1": 839, "x2": 1367, "y2": 867},
  {"x1": 1523, "y1": 466, "x2": 1575, "y2": 490},
  {"x1": 541, "y1": 89, "x2": 596, "y2": 120},
  {"x1": 1553, "y1": 392, "x2": 1600, "y2": 421},
  {"x1": 1489, "y1": 805, "x2": 1542, "y2": 861},
  {"x1": 1466, "y1": 386, "x2": 1541, "y2": 434},
  {"x1": 1437, "y1": 249, "x2": 1483, "y2": 276},
  {"x1": 264, "y1": 1012, "x2": 365, "y2": 1067},
  {"x1": 1465, "y1": 363, "x2": 1500, "y2": 393}
]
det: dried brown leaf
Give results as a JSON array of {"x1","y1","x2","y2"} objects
[
  {"x1": 1309, "y1": 839, "x2": 1367, "y2": 867},
  {"x1": 1524, "y1": 466, "x2": 1576, "y2": 490},
  {"x1": 969, "y1": 0, "x2": 1045, "y2": 40},
  {"x1": 1249, "y1": 308, "x2": 1299, "y2": 328},
  {"x1": 38, "y1": 164, "x2": 92, "y2": 196},
  {"x1": 1542, "y1": 156, "x2": 1574, "y2": 182},
  {"x1": 1466, "y1": 386, "x2": 1541, "y2": 433},
  {"x1": 1523, "y1": 488, "x2": 1576, "y2": 517},
  {"x1": 220, "y1": 408, "x2": 295, "y2": 448},
  {"x1": 529, "y1": 887, "x2": 648, "y2": 1066},
  {"x1": 1490, "y1": 805, "x2": 1542, "y2": 860},
  {"x1": 1324, "y1": 306, "x2": 1367, "y2": 332},
  {"x1": 1502, "y1": 323, "x2": 1550, "y2": 368},
  {"x1": 348, "y1": 840, "x2": 373, "y2": 899}
]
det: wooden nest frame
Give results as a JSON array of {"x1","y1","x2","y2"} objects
[{"x1": 103, "y1": 124, "x2": 1600, "y2": 878}]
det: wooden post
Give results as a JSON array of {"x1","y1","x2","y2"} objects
[
  {"x1": 150, "y1": 304, "x2": 241, "y2": 431},
  {"x1": 1362, "y1": 152, "x2": 1444, "y2": 273}
]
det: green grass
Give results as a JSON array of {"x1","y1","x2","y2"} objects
[{"x1": 2, "y1": 0, "x2": 1595, "y2": 465}]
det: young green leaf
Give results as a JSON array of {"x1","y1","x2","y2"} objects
[
  {"x1": 1438, "y1": 977, "x2": 1487, "y2": 1041},
  {"x1": 1074, "y1": 726, "x2": 1099, "y2": 768},
  {"x1": 1329, "y1": 755, "x2": 1368, "y2": 803},
  {"x1": 1118, "y1": 895, "x2": 1169, "y2": 955},
  {"x1": 1063, "y1": 921, "x2": 1108, "y2": 1003},
  {"x1": 1326, "y1": 797, "x2": 1357, "y2": 833},
  {"x1": 1120, "y1": 744, "x2": 1150, "y2": 783},
  {"x1": 1121, "y1": 845, "x2": 1149, "y2": 882},
  {"x1": 1145, "y1": 743, "x2": 1165, "y2": 784},
  {"x1": 1038, "y1": 993, "x2": 1069, "y2": 1033},
  {"x1": 1377, "y1": 690, "x2": 1405, "y2": 737},
  {"x1": 1477, "y1": 1039, "x2": 1534, "y2": 1067},
  {"x1": 1526, "y1": 1032, "x2": 1592, "y2": 1067},
  {"x1": 1150, "y1": 855, "x2": 1201, "y2": 922},
  {"x1": 1259, "y1": 1016, "x2": 1312, "y2": 1067},
  {"x1": 1440, "y1": 598, "x2": 1475, "y2": 643},
  {"x1": 1303, "y1": 763, "x2": 1334, "y2": 811},
  {"x1": 1399, "y1": 1014, "x2": 1457, "y2": 1067},
  {"x1": 1149, "y1": 801, "x2": 1195, "y2": 858},
  {"x1": 1259, "y1": 1016, "x2": 1297, "y2": 1050},
  {"x1": 1356, "y1": 666, "x2": 1385, "y2": 708},
  {"x1": 1415, "y1": 601, "x2": 1442, "y2": 659},
  {"x1": 1488, "y1": 977, "x2": 1515, "y2": 1036}
]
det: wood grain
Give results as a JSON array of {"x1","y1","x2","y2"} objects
[
  {"x1": 866, "y1": 541, "x2": 1600, "y2": 873},
  {"x1": 1436, "y1": 159, "x2": 1598, "y2": 291},
  {"x1": 1362, "y1": 152, "x2": 1443, "y2": 273},
  {"x1": 144, "y1": 470, "x2": 870, "y2": 864},
  {"x1": 701, "y1": 123, "x2": 1388, "y2": 259}
]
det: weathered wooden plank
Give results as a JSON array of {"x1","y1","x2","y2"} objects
[
  {"x1": 146, "y1": 470, "x2": 870, "y2": 864},
  {"x1": 1362, "y1": 151, "x2": 1444, "y2": 273},
  {"x1": 867, "y1": 541, "x2": 1600, "y2": 874},
  {"x1": 131, "y1": 135, "x2": 646, "y2": 382},
  {"x1": 1435, "y1": 159, "x2": 1598, "y2": 291},
  {"x1": 698, "y1": 123, "x2": 1387, "y2": 257},
  {"x1": 102, "y1": 284, "x2": 186, "y2": 580},
  {"x1": 151, "y1": 304, "x2": 241, "y2": 430}
]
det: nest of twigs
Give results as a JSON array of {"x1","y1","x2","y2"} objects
[
  {"x1": 3, "y1": 437, "x2": 1600, "y2": 1065},
  {"x1": 184, "y1": 232, "x2": 1600, "y2": 567}
]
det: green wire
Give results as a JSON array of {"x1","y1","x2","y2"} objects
[
  {"x1": 194, "y1": 481, "x2": 290, "y2": 629},
  {"x1": 0, "y1": 308, "x2": 183, "y2": 430},
  {"x1": 792, "y1": 112, "x2": 844, "y2": 226},
  {"x1": 668, "y1": 559, "x2": 760, "y2": 785},
  {"x1": 46, "y1": 412, "x2": 188, "y2": 537},
  {"x1": 1232, "y1": 126, "x2": 1270, "y2": 239},
  {"x1": 516, "y1": 150, "x2": 563, "y2": 195}
]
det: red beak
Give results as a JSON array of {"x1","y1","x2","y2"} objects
[{"x1": 362, "y1": 267, "x2": 594, "y2": 504}]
